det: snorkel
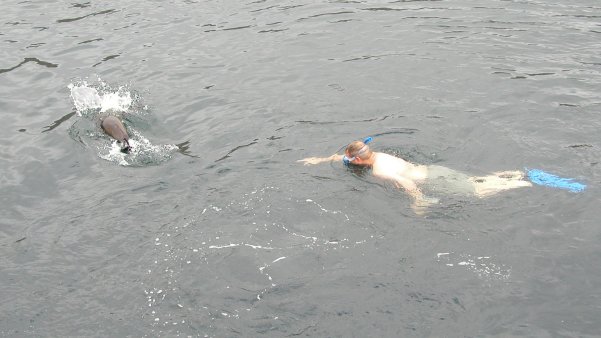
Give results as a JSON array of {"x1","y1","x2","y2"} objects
[{"x1": 343, "y1": 136, "x2": 373, "y2": 166}]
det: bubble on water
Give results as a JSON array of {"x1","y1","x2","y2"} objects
[
  {"x1": 436, "y1": 252, "x2": 511, "y2": 280},
  {"x1": 141, "y1": 185, "x2": 376, "y2": 332}
]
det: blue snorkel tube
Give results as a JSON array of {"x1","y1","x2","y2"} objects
[
  {"x1": 526, "y1": 168, "x2": 587, "y2": 193},
  {"x1": 343, "y1": 136, "x2": 373, "y2": 166}
]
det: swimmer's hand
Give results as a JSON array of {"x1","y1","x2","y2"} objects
[
  {"x1": 297, "y1": 154, "x2": 343, "y2": 165},
  {"x1": 298, "y1": 157, "x2": 324, "y2": 165}
]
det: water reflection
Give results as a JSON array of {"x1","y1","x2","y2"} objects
[{"x1": 0, "y1": 57, "x2": 58, "y2": 74}]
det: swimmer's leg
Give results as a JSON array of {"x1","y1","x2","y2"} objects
[
  {"x1": 492, "y1": 170, "x2": 524, "y2": 179},
  {"x1": 471, "y1": 172, "x2": 532, "y2": 198}
]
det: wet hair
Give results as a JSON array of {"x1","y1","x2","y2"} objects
[{"x1": 345, "y1": 141, "x2": 373, "y2": 160}]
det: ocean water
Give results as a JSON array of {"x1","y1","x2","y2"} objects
[{"x1": 1, "y1": 0, "x2": 600, "y2": 336}]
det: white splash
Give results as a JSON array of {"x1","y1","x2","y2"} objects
[
  {"x1": 68, "y1": 84, "x2": 102, "y2": 113},
  {"x1": 207, "y1": 243, "x2": 275, "y2": 250},
  {"x1": 437, "y1": 252, "x2": 511, "y2": 280},
  {"x1": 99, "y1": 89, "x2": 132, "y2": 113},
  {"x1": 98, "y1": 140, "x2": 129, "y2": 165},
  {"x1": 272, "y1": 256, "x2": 286, "y2": 263},
  {"x1": 68, "y1": 81, "x2": 132, "y2": 116},
  {"x1": 305, "y1": 198, "x2": 348, "y2": 219},
  {"x1": 97, "y1": 129, "x2": 178, "y2": 166}
]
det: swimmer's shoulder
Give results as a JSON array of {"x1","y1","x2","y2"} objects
[
  {"x1": 372, "y1": 153, "x2": 403, "y2": 176},
  {"x1": 375, "y1": 152, "x2": 408, "y2": 166},
  {"x1": 374, "y1": 152, "x2": 396, "y2": 161}
]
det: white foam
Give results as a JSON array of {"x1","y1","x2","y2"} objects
[
  {"x1": 99, "y1": 88, "x2": 132, "y2": 113},
  {"x1": 272, "y1": 256, "x2": 286, "y2": 263},
  {"x1": 98, "y1": 140, "x2": 128, "y2": 165},
  {"x1": 97, "y1": 129, "x2": 178, "y2": 166},
  {"x1": 132, "y1": 130, "x2": 178, "y2": 152},
  {"x1": 68, "y1": 83, "x2": 102, "y2": 113},
  {"x1": 68, "y1": 81, "x2": 132, "y2": 116},
  {"x1": 437, "y1": 252, "x2": 511, "y2": 280}
]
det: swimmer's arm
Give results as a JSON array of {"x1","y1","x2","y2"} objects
[
  {"x1": 387, "y1": 175, "x2": 439, "y2": 214},
  {"x1": 389, "y1": 175, "x2": 424, "y2": 200},
  {"x1": 389, "y1": 176, "x2": 440, "y2": 215},
  {"x1": 377, "y1": 172, "x2": 433, "y2": 202},
  {"x1": 298, "y1": 154, "x2": 343, "y2": 165}
]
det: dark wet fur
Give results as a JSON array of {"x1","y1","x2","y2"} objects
[{"x1": 120, "y1": 141, "x2": 131, "y2": 154}]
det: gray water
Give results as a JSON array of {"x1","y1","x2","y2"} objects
[{"x1": 2, "y1": 0, "x2": 601, "y2": 336}]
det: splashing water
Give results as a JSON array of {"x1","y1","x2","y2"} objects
[
  {"x1": 99, "y1": 129, "x2": 178, "y2": 166},
  {"x1": 67, "y1": 78, "x2": 178, "y2": 166},
  {"x1": 436, "y1": 252, "x2": 511, "y2": 281},
  {"x1": 68, "y1": 79, "x2": 133, "y2": 117}
]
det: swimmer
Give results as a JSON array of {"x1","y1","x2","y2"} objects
[
  {"x1": 100, "y1": 115, "x2": 131, "y2": 153},
  {"x1": 298, "y1": 140, "x2": 531, "y2": 214}
]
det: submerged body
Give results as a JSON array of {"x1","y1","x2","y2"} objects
[
  {"x1": 299, "y1": 141, "x2": 531, "y2": 214},
  {"x1": 101, "y1": 116, "x2": 131, "y2": 153},
  {"x1": 369, "y1": 152, "x2": 530, "y2": 197}
]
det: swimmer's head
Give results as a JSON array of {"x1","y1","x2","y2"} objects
[{"x1": 343, "y1": 140, "x2": 373, "y2": 166}]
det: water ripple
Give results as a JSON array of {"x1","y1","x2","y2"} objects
[
  {"x1": 3, "y1": 0, "x2": 601, "y2": 336},
  {"x1": 56, "y1": 9, "x2": 117, "y2": 23},
  {"x1": 0, "y1": 57, "x2": 58, "y2": 74}
]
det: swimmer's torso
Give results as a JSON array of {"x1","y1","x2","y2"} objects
[{"x1": 372, "y1": 152, "x2": 428, "y2": 181}]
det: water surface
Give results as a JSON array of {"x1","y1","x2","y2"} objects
[{"x1": 1, "y1": 0, "x2": 600, "y2": 336}]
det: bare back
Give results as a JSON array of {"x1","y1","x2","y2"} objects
[{"x1": 371, "y1": 152, "x2": 427, "y2": 182}]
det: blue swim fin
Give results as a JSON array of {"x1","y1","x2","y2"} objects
[{"x1": 526, "y1": 168, "x2": 586, "y2": 193}]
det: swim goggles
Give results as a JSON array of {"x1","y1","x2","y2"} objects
[{"x1": 342, "y1": 137, "x2": 373, "y2": 166}]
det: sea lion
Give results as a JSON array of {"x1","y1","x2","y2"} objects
[{"x1": 101, "y1": 115, "x2": 131, "y2": 153}]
